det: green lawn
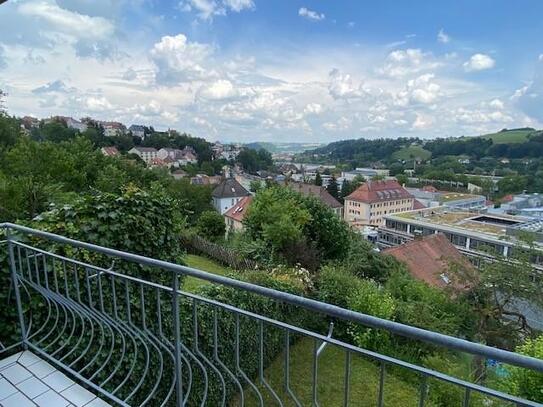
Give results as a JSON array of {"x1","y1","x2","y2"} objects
[
  {"x1": 480, "y1": 129, "x2": 533, "y2": 144},
  {"x1": 183, "y1": 254, "x2": 232, "y2": 292},
  {"x1": 392, "y1": 145, "x2": 432, "y2": 162},
  {"x1": 235, "y1": 337, "x2": 424, "y2": 406}
]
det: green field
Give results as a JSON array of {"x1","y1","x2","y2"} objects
[
  {"x1": 236, "y1": 337, "x2": 423, "y2": 406},
  {"x1": 183, "y1": 254, "x2": 231, "y2": 292},
  {"x1": 480, "y1": 129, "x2": 534, "y2": 144},
  {"x1": 392, "y1": 145, "x2": 432, "y2": 161}
]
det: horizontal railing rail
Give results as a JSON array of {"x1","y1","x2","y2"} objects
[{"x1": 1, "y1": 221, "x2": 542, "y2": 406}]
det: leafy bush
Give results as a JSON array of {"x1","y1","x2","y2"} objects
[
  {"x1": 499, "y1": 335, "x2": 543, "y2": 402},
  {"x1": 196, "y1": 210, "x2": 226, "y2": 241}
]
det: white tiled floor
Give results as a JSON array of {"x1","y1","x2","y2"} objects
[{"x1": 0, "y1": 351, "x2": 110, "y2": 407}]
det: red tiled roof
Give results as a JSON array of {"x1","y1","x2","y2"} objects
[
  {"x1": 101, "y1": 146, "x2": 119, "y2": 156},
  {"x1": 422, "y1": 185, "x2": 438, "y2": 193},
  {"x1": 413, "y1": 199, "x2": 426, "y2": 209},
  {"x1": 346, "y1": 180, "x2": 413, "y2": 204},
  {"x1": 224, "y1": 196, "x2": 253, "y2": 222},
  {"x1": 383, "y1": 234, "x2": 475, "y2": 289}
]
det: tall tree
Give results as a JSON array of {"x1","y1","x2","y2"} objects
[
  {"x1": 326, "y1": 174, "x2": 339, "y2": 198},
  {"x1": 314, "y1": 171, "x2": 322, "y2": 186}
]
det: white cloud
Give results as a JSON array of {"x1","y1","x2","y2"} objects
[
  {"x1": 198, "y1": 79, "x2": 238, "y2": 100},
  {"x1": 304, "y1": 103, "x2": 323, "y2": 115},
  {"x1": 488, "y1": 98, "x2": 504, "y2": 109},
  {"x1": 18, "y1": 0, "x2": 114, "y2": 40},
  {"x1": 463, "y1": 53, "x2": 495, "y2": 72},
  {"x1": 298, "y1": 7, "x2": 325, "y2": 21},
  {"x1": 394, "y1": 74, "x2": 441, "y2": 106},
  {"x1": 151, "y1": 33, "x2": 214, "y2": 84},
  {"x1": 437, "y1": 29, "x2": 450, "y2": 44},
  {"x1": 412, "y1": 114, "x2": 433, "y2": 129},
  {"x1": 328, "y1": 69, "x2": 365, "y2": 99},
  {"x1": 223, "y1": 0, "x2": 254, "y2": 12},
  {"x1": 32, "y1": 79, "x2": 74, "y2": 94},
  {"x1": 180, "y1": 0, "x2": 254, "y2": 20},
  {"x1": 379, "y1": 49, "x2": 440, "y2": 78}
]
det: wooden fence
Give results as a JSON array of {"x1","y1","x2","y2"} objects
[{"x1": 182, "y1": 234, "x2": 259, "y2": 271}]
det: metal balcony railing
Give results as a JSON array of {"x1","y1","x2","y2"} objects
[{"x1": 1, "y1": 222, "x2": 542, "y2": 406}]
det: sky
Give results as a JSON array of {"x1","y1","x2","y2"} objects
[{"x1": 0, "y1": 0, "x2": 542, "y2": 143}]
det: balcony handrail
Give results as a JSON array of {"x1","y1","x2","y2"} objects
[{"x1": 2, "y1": 221, "x2": 543, "y2": 375}]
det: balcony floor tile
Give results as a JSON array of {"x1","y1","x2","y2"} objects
[{"x1": 0, "y1": 351, "x2": 111, "y2": 407}]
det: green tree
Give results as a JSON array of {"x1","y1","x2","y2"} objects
[
  {"x1": 314, "y1": 172, "x2": 323, "y2": 186},
  {"x1": 196, "y1": 210, "x2": 226, "y2": 241},
  {"x1": 0, "y1": 112, "x2": 20, "y2": 151},
  {"x1": 249, "y1": 179, "x2": 263, "y2": 193},
  {"x1": 326, "y1": 174, "x2": 339, "y2": 198},
  {"x1": 499, "y1": 335, "x2": 543, "y2": 402}
]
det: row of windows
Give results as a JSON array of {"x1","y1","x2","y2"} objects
[{"x1": 370, "y1": 199, "x2": 410, "y2": 208}]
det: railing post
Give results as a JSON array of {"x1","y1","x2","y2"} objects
[
  {"x1": 6, "y1": 228, "x2": 27, "y2": 349},
  {"x1": 172, "y1": 272, "x2": 183, "y2": 406}
]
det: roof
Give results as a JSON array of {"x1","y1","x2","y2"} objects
[
  {"x1": 101, "y1": 146, "x2": 119, "y2": 156},
  {"x1": 129, "y1": 124, "x2": 145, "y2": 131},
  {"x1": 413, "y1": 199, "x2": 426, "y2": 209},
  {"x1": 383, "y1": 234, "x2": 475, "y2": 289},
  {"x1": 287, "y1": 182, "x2": 342, "y2": 208},
  {"x1": 346, "y1": 180, "x2": 413, "y2": 204},
  {"x1": 212, "y1": 178, "x2": 250, "y2": 198},
  {"x1": 132, "y1": 147, "x2": 157, "y2": 153},
  {"x1": 224, "y1": 196, "x2": 253, "y2": 222}
]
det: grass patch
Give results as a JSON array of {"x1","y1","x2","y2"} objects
[
  {"x1": 392, "y1": 145, "x2": 432, "y2": 162},
  {"x1": 480, "y1": 130, "x2": 532, "y2": 144},
  {"x1": 183, "y1": 254, "x2": 232, "y2": 292},
  {"x1": 235, "y1": 337, "x2": 423, "y2": 406}
]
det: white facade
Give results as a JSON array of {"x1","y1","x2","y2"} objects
[
  {"x1": 128, "y1": 147, "x2": 158, "y2": 163},
  {"x1": 213, "y1": 196, "x2": 246, "y2": 214}
]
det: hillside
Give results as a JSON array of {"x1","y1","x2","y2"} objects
[
  {"x1": 479, "y1": 128, "x2": 540, "y2": 144},
  {"x1": 391, "y1": 145, "x2": 432, "y2": 161},
  {"x1": 245, "y1": 142, "x2": 324, "y2": 154}
]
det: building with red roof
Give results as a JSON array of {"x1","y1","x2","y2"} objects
[
  {"x1": 224, "y1": 196, "x2": 253, "y2": 234},
  {"x1": 383, "y1": 233, "x2": 475, "y2": 290},
  {"x1": 344, "y1": 180, "x2": 414, "y2": 227}
]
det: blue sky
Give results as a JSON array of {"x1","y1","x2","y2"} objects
[{"x1": 0, "y1": 0, "x2": 542, "y2": 142}]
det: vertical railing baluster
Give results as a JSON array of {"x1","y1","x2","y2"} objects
[
  {"x1": 312, "y1": 338, "x2": 319, "y2": 407},
  {"x1": 74, "y1": 263, "x2": 81, "y2": 303},
  {"x1": 63, "y1": 260, "x2": 70, "y2": 299},
  {"x1": 156, "y1": 287, "x2": 163, "y2": 337},
  {"x1": 377, "y1": 362, "x2": 385, "y2": 407},
  {"x1": 52, "y1": 257, "x2": 59, "y2": 293},
  {"x1": 140, "y1": 284, "x2": 147, "y2": 330},
  {"x1": 6, "y1": 228, "x2": 27, "y2": 348},
  {"x1": 111, "y1": 275, "x2": 118, "y2": 319},
  {"x1": 97, "y1": 271, "x2": 105, "y2": 313},
  {"x1": 33, "y1": 250, "x2": 41, "y2": 285},
  {"x1": 463, "y1": 388, "x2": 471, "y2": 407},
  {"x1": 343, "y1": 351, "x2": 351, "y2": 407},
  {"x1": 42, "y1": 253, "x2": 49, "y2": 289},
  {"x1": 419, "y1": 375, "x2": 428, "y2": 407},
  {"x1": 125, "y1": 279, "x2": 132, "y2": 324},
  {"x1": 85, "y1": 268, "x2": 93, "y2": 308},
  {"x1": 172, "y1": 273, "x2": 183, "y2": 406}
]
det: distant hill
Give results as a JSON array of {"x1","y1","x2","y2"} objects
[
  {"x1": 391, "y1": 145, "x2": 432, "y2": 161},
  {"x1": 245, "y1": 142, "x2": 324, "y2": 154},
  {"x1": 479, "y1": 128, "x2": 541, "y2": 144}
]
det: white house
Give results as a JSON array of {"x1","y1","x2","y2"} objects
[
  {"x1": 128, "y1": 147, "x2": 158, "y2": 163},
  {"x1": 129, "y1": 125, "x2": 146, "y2": 139},
  {"x1": 212, "y1": 178, "x2": 251, "y2": 214}
]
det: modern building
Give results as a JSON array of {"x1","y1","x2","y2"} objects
[
  {"x1": 341, "y1": 168, "x2": 390, "y2": 181},
  {"x1": 344, "y1": 180, "x2": 414, "y2": 227},
  {"x1": 405, "y1": 187, "x2": 486, "y2": 210},
  {"x1": 378, "y1": 206, "x2": 543, "y2": 267},
  {"x1": 212, "y1": 178, "x2": 251, "y2": 214},
  {"x1": 501, "y1": 193, "x2": 543, "y2": 214},
  {"x1": 224, "y1": 195, "x2": 253, "y2": 234},
  {"x1": 128, "y1": 146, "x2": 158, "y2": 163},
  {"x1": 287, "y1": 182, "x2": 343, "y2": 218}
]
